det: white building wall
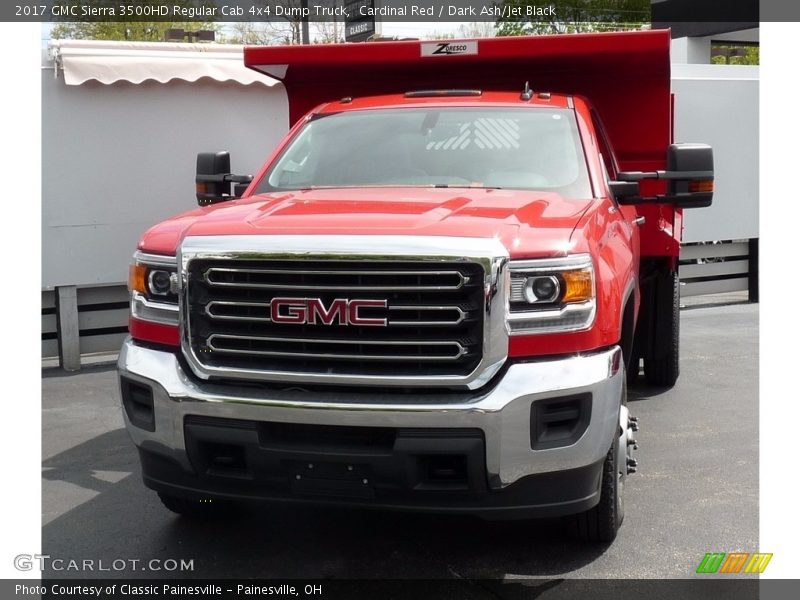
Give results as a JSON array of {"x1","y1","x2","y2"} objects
[
  {"x1": 671, "y1": 63, "x2": 759, "y2": 243},
  {"x1": 42, "y1": 64, "x2": 288, "y2": 289}
]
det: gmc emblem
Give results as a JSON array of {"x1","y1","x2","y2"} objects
[{"x1": 271, "y1": 298, "x2": 388, "y2": 327}]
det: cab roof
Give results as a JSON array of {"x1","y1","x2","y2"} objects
[{"x1": 314, "y1": 91, "x2": 573, "y2": 115}]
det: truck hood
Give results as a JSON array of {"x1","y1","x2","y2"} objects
[{"x1": 139, "y1": 188, "x2": 593, "y2": 258}]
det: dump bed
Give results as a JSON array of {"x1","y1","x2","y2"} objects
[{"x1": 245, "y1": 30, "x2": 672, "y2": 173}]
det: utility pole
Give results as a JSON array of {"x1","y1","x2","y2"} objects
[{"x1": 301, "y1": 0, "x2": 311, "y2": 44}]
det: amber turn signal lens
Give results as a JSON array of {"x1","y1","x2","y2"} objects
[
  {"x1": 562, "y1": 269, "x2": 593, "y2": 303},
  {"x1": 128, "y1": 264, "x2": 147, "y2": 294},
  {"x1": 688, "y1": 180, "x2": 714, "y2": 193}
]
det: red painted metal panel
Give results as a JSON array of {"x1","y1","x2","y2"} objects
[
  {"x1": 245, "y1": 30, "x2": 671, "y2": 171},
  {"x1": 129, "y1": 317, "x2": 180, "y2": 347}
]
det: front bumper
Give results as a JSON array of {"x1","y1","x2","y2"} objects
[{"x1": 118, "y1": 339, "x2": 623, "y2": 517}]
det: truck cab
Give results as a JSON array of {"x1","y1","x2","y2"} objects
[{"x1": 118, "y1": 31, "x2": 713, "y2": 543}]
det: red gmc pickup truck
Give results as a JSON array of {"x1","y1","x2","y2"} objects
[{"x1": 118, "y1": 30, "x2": 713, "y2": 542}]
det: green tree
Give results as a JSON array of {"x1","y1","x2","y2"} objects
[
  {"x1": 495, "y1": 0, "x2": 650, "y2": 36},
  {"x1": 224, "y1": 2, "x2": 303, "y2": 45},
  {"x1": 425, "y1": 23, "x2": 497, "y2": 41},
  {"x1": 225, "y1": 21, "x2": 301, "y2": 45},
  {"x1": 458, "y1": 22, "x2": 498, "y2": 38},
  {"x1": 51, "y1": 0, "x2": 219, "y2": 41},
  {"x1": 711, "y1": 45, "x2": 759, "y2": 65}
]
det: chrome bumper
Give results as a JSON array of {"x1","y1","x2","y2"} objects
[{"x1": 118, "y1": 339, "x2": 623, "y2": 489}]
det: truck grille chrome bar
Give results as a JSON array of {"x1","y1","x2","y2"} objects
[
  {"x1": 179, "y1": 235, "x2": 509, "y2": 390},
  {"x1": 205, "y1": 301, "x2": 469, "y2": 327},
  {"x1": 206, "y1": 334, "x2": 469, "y2": 361},
  {"x1": 204, "y1": 267, "x2": 469, "y2": 291}
]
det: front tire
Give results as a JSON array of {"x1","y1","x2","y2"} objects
[
  {"x1": 643, "y1": 270, "x2": 680, "y2": 387},
  {"x1": 565, "y1": 378, "x2": 628, "y2": 543}
]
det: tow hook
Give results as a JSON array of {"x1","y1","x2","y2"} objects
[
  {"x1": 626, "y1": 416, "x2": 639, "y2": 474},
  {"x1": 619, "y1": 407, "x2": 639, "y2": 478}
]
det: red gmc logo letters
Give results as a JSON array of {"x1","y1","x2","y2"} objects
[{"x1": 270, "y1": 298, "x2": 388, "y2": 326}]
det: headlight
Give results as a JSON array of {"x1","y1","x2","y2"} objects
[
  {"x1": 128, "y1": 258, "x2": 178, "y2": 302},
  {"x1": 507, "y1": 254, "x2": 595, "y2": 334},
  {"x1": 128, "y1": 252, "x2": 179, "y2": 326},
  {"x1": 519, "y1": 275, "x2": 560, "y2": 304},
  {"x1": 147, "y1": 269, "x2": 177, "y2": 297}
]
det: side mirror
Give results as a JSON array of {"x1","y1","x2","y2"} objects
[
  {"x1": 665, "y1": 143, "x2": 714, "y2": 209},
  {"x1": 615, "y1": 143, "x2": 714, "y2": 209},
  {"x1": 195, "y1": 151, "x2": 253, "y2": 206}
]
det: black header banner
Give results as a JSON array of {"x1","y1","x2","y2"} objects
[
  {"x1": 3, "y1": 0, "x2": 766, "y2": 24},
  {"x1": 1, "y1": 578, "x2": 783, "y2": 600}
]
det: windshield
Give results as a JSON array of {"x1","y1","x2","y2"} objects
[{"x1": 257, "y1": 107, "x2": 592, "y2": 199}]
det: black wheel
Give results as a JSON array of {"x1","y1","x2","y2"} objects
[
  {"x1": 565, "y1": 378, "x2": 628, "y2": 543},
  {"x1": 644, "y1": 270, "x2": 680, "y2": 387},
  {"x1": 157, "y1": 492, "x2": 235, "y2": 519}
]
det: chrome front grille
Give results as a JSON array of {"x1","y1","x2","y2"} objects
[
  {"x1": 179, "y1": 235, "x2": 509, "y2": 390},
  {"x1": 186, "y1": 259, "x2": 485, "y2": 379},
  {"x1": 203, "y1": 266, "x2": 471, "y2": 291}
]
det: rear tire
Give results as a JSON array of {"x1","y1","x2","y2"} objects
[{"x1": 644, "y1": 270, "x2": 680, "y2": 387}]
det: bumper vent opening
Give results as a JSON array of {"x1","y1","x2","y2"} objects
[
  {"x1": 120, "y1": 377, "x2": 155, "y2": 432},
  {"x1": 418, "y1": 454, "x2": 469, "y2": 490},
  {"x1": 531, "y1": 393, "x2": 592, "y2": 450},
  {"x1": 200, "y1": 442, "x2": 249, "y2": 478},
  {"x1": 197, "y1": 442, "x2": 250, "y2": 479}
]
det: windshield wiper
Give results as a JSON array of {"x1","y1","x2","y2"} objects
[{"x1": 433, "y1": 184, "x2": 503, "y2": 189}]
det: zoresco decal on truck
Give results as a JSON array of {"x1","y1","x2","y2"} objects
[
  {"x1": 118, "y1": 31, "x2": 713, "y2": 543},
  {"x1": 421, "y1": 41, "x2": 479, "y2": 56}
]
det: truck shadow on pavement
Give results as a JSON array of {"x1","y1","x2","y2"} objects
[
  {"x1": 626, "y1": 380, "x2": 674, "y2": 403},
  {"x1": 42, "y1": 428, "x2": 611, "y2": 580},
  {"x1": 43, "y1": 428, "x2": 135, "y2": 494}
]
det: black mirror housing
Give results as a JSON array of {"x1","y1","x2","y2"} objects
[
  {"x1": 609, "y1": 180, "x2": 641, "y2": 203},
  {"x1": 195, "y1": 151, "x2": 253, "y2": 206},
  {"x1": 233, "y1": 182, "x2": 250, "y2": 197},
  {"x1": 666, "y1": 143, "x2": 714, "y2": 208},
  {"x1": 196, "y1": 151, "x2": 230, "y2": 205},
  {"x1": 615, "y1": 143, "x2": 714, "y2": 209},
  {"x1": 197, "y1": 151, "x2": 231, "y2": 178}
]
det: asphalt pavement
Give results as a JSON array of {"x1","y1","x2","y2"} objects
[{"x1": 41, "y1": 303, "x2": 758, "y2": 580}]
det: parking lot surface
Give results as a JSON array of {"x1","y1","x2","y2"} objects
[{"x1": 42, "y1": 303, "x2": 758, "y2": 579}]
